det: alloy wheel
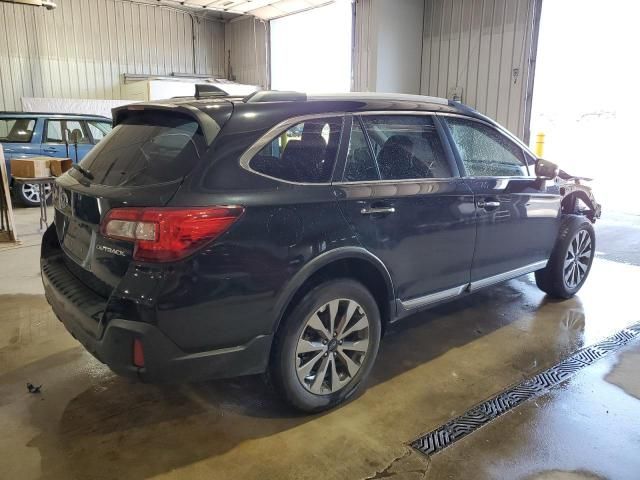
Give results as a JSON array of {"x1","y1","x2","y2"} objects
[
  {"x1": 21, "y1": 183, "x2": 51, "y2": 204},
  {"x1": 295, "y1": 299, "x2": 370, "y2": 395},
  {"x1": 563, "y1": 229, "x2": 592, "y2": 289}
]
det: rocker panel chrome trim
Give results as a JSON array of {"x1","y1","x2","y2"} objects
[
  {"x1": 400, "y1": 285, "x2": 467, "y2": 310},
  {"x1": 398, "y1": 260, "x2": 548, "y2": 310},
  {"x1": 469, "y1": 260, "x2": 548, "y2": 291}
]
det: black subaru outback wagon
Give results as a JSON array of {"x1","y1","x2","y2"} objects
[{"x1": 41, "y1": 91, "x2": 601, "y2": 412}]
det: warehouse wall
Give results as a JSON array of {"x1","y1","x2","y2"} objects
[
  {"x1": 0, "y1": 0, "x2": 225, "y2": 110},
  {"x1": 225, "y1": 16, "x2": 269, "y2": 89},
  {"x1": 354, "y1": 0, "x2": 541, "y2": 140},
  {"x1": 375, "y1": 0, "x2": 424, "y2": 94},
  {"x1": 422, "y1": 0, "x2": 540, "y2": 140},
  {"x1": 353, "y1": 0, "x2": 424, "y2": 94}
]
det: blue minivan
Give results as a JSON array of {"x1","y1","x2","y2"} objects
[{"x1": 1, "y1": 112, "x2": 112, "y2": 206}]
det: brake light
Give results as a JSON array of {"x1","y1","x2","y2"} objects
[
  {"x1": 133, "y1": 338, "x2": 145, "y2": 368},
  {"x1": 100, "y1": 206, "x2": 244, "y2": 262}
]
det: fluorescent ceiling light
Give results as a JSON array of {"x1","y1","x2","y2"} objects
[
  {"x1": 0, "y1": 0, "x2": 57, "y2": 9},
  {"x1": 161, "y1": 0, "x2": 335, "y2": 20}
]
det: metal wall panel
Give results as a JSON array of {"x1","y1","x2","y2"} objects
[
  {"x1": 352, "y1": 0, "x2": 378, "y2": 92},
  {"x1": 224, "y1": 16, "x2": 269, "y2": 88},
  {"x1": 0, "y1": 0, "x2": 225, "y2": 110},
  {"x1": 421, "y1": 0, "x2": 540, "y2": 139}
]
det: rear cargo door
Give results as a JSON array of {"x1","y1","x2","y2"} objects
[{"x1": 53, "y1": 107, "x2": 230, "y2": 294}]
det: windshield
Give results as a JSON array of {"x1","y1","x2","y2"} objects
[{"x1": 79, "y1": 112, "x2": 205, "y2": 187}]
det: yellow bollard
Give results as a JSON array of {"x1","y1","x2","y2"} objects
[{"x1": 535, "y1": 132, "x2": 545, "y2": 158}]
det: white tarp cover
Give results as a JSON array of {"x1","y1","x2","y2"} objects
[
  {"x1": 22, "y1": 80, "x2": 258, "y2": 119},
  {"x1": 145, "y1": 79, "x2": 259, "y2": 100},
  {"x1": 21, "y1": 98, "x2": 135, "y2": 119}
]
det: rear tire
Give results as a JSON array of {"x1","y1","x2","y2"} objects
[
  {"x1": 269, "y1": 279, "x2": 381, "y2": 412},
  {"x1": 14, "y1": 182, "x2": 51, "y2": 207},
  {"x1": 535, "y1": 214, "x2": 595, "y2": 299}
]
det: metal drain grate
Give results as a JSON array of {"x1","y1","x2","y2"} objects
[{"x1": 411, "y1": 322, "x2": 640, "y2": 456}]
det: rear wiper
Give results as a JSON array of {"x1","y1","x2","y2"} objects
[{"x1": 72, "y1": 163, "x2": 94, "y2": 180}]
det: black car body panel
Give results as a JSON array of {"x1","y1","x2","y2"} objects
[
  {"x1": 41, "y1": 92, "x2": 600, "y2": 383},
  {"x1": 463, "y1": 177, "x2": 561, "y2": 282}
]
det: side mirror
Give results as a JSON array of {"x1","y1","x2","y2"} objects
[{"x1": 535, "y1": 158, "x2": 559, "y2": 179}]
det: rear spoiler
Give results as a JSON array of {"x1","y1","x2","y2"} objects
[{"x1": 111, "y1": 103, "x2": 223, "y2": 146}]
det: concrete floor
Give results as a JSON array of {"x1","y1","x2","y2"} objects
[{"x1": 1, "y1": 207, "x2": 639, "y2": 480}]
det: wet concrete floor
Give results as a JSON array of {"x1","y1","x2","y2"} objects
[{"x1": 1, "y1": 208, "x2": 639, "y2": 479}]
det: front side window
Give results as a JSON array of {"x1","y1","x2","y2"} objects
[
  {"x1": 0, "y1": 118, "x2": 36, "y2": 143},
  {"x1": 444, "y1": 117, "x2": 528, "y2": 177},
  {"x1": 343, "y1": 119, "x2": 379, "y2": 182},
  {"x1": 250, "y1": 117, "x2": 343, "y2": 183},
  {"x1": 361, "y1": 115, "x2": 452, "y2": 180},
  {"x1": 87, "y1": 121, "x2": 113, "y2": 143},
  {"x1": 46, "y1": 120, "x2": 90, "y2": 144}
]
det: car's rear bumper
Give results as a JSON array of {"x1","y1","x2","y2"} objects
[{"x1": 41, "y1": 253, "x2": 272, "y2": 383}]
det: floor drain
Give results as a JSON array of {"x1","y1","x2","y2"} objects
[{"x1": 411, "y1": 322, "x2": 640, "y2": 456}]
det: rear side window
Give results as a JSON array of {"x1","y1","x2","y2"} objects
[
  {"x1": 444, "y1": 117, "x2": 528, "y2": 177},
  {"x1": 46, "y1": 120, "x2": 91, "y2": 144},
  {"x1": 361, "y1": 115, "x2": 452, "y2": 180},
  {"x1": 46, "y1": 120, "x2": 91, "y2": 143},
  {"x1": 250, "y1": 117, "x2": 343, "y2": 183},
  {"x1": 87, "y1": 121, "x2": 113, "y2": 143},
  {"x1": 0, "y1": 118, "x2": 36, "y2": 143},
  {"x1": 79, "y1": 112, "x2": 204, "y2": 187}
]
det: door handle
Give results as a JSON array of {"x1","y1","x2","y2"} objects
[
  {"x1": 477, "y1": 200, "x2": 500, "y2": 209},
  {"x1": 361, "y1": 206, "x2": 396, "y2": 215}
]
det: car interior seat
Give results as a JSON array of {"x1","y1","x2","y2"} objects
[
  {"x1": 377, "y1": 135, "x2": 423, "y2": 179},
  {"x1": 281, "y1": 132, "x2": 327, "y2": 182}
]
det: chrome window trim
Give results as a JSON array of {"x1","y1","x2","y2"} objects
[
  {"x1": 238, "y1": 110, "x2": 454, "y2": 186},
  {"x1": 238, "y1": 112, "x2": 348, "y2": 186},
  {"x1": 356, "y1": 110, "x2": 438, "y2": 116},
  {"x1": 239, "y1": 109, "x2": 533, "y2": 186},
  {"x1": 332, "y1": 177, "x2": 464, "y2": 186}
]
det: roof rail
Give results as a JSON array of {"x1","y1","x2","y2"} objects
[
  {"x1": 244, "y1": 90, "x2": 307, "y2": 103},
  {"x1": 195, "y1": 84, "x2": 228, "y2": 99}
]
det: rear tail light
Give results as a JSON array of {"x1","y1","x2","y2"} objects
[
  {"x1": 133, "y1": 338, "x2": 145, "y2": 368},
  {"x1": 100, "y1": 206, "x2": 244, "y2": 262}
]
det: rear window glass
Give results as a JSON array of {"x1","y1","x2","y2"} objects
[
  {"x1": 79, "y1": 112, "x2": 204, "y2": 187},
  {"x1": 0, "y1": 118, "x2": 36, "y2": 143},
  {"x1": 249, "y1": 117, "x2": 343, "y2": 183}
]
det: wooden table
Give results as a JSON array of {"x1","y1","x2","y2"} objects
[{"x1": 13, "y1": 176, "x2": 56, "y2": 230}]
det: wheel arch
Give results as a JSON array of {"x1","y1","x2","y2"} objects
[
  {"x1": 272, "y1": 247, "x2": 396, "y2": 338},
  {"x1": 560, "y1": 188, "x2": 600, "y2": 223}
]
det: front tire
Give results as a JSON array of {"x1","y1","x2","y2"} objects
[
  {"x1": 535, "y1": 215, "x2": 595, "y2": 299},
  {"x1": 270, "y1": 279, "x2": 381, "y2": 412}
]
